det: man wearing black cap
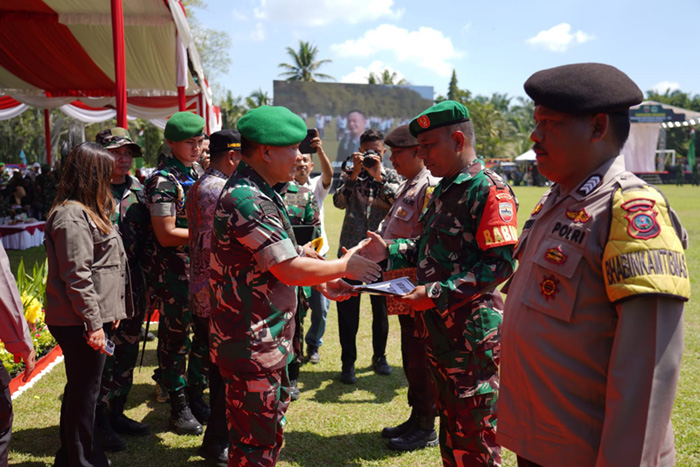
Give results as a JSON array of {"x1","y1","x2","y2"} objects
[
  {"x1": 359, "y1": 101, "x2": 519, "y2": 466},
  {"x1": 376, "y1": 125, "x2": 439, "y2": 451},
  {"x1": 498, "y1": 63, "x2": 690, "y2": 466},
  {"x1": 186, "y1": 129, "x2": 241, "y2": 465},
  {"x1": 95, "y1": 127, "x2": 150, "y2": 451}
]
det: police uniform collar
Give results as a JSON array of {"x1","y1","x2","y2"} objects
[{"x1": 569, "y1": 155, "x2": 626, "y2": 201}]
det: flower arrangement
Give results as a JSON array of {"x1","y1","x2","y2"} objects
[{"x1": 0, "y1": 259, "x2": 57, "y2": 377}]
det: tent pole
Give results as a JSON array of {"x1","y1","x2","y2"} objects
[
  {"x1": 44, "y1": 109, "x2": 51, "y2": 166},
  {"x1": 178, "y1": 86, "x2": 186, "y2": 111},
  {"x1": 110, "y1": 0, "x2": 127, "y2": 128}
]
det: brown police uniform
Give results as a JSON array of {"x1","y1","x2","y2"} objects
[{"x1": 499, "y1": 156, "x2": 689, "y2": 466}]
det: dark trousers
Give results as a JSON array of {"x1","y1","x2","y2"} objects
[
  {"x1": 0, "y1": 365, "x2": 13, "y2": 465},
  {"x1": 50, "y1": 324, "x2": 110, "y2": 467},
  {"x1": 192, "y1": 315, "x2": 227, "y2": 448},
  {"x1": 336, "y1": 279, "x2": 388, "y2": 367},
  {"x1": 398, "y1": 314, "x2": 437, "y2": 419}
]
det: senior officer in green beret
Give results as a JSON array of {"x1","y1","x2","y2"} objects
[
  {"x1": 144, "y1": 112, "x2": 207, "y2": 436},
  {"x1": 497, "y1": 63, "x2": 691, "y2": 467},
  {"x1": 359, "y1": 101, "x2": 519, "y2": 466},
  {"x1": 209, "y1": 105, "x2": 381, "y2": 466}
]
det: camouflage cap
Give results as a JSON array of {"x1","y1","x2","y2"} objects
[
  {"x1": 524, "y1": 63, "x2": 643, "y2": 114},
  {"x1": 238, "y1": 105, "x2": 307, "y2": 147},
  {"x1": 384, "y1": 124, "x2": 419, "y2": 148},
  {"x1": 96, "y1": 127, "x2": 143, "y2": 157},
  {"x1": 409, "y1": 100, "x2": 470, "y2": 137},
  {"x1": 164, "y1": 111, "x2": 205, "y2": 142}
]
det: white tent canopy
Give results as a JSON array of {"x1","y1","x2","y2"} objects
[
  {"x1": 621, "y1": 101, "x2": 700, "y2": 172},
  {"x1": 515, "y1": 149, "x2": 536, "y2": 161}
]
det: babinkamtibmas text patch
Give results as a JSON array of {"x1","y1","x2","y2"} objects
[{"x1": 603, "y1": 186, "x2": 690, "y2": 303}]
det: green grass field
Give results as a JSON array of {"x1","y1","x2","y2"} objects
[{"x1": 7, "y1": 184, "x2": 700, "y2": 466}]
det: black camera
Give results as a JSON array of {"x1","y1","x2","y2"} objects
[{"x1": 341, "y1": 150, "x2": 379, "y2": 174}]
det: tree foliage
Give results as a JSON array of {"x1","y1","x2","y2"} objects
[
  {"x1": 368, "y1": 69, "x2": 408, "y2": 85},
  {"x1": 278, "y1": 41, "x2": 334, "y2": 82}
]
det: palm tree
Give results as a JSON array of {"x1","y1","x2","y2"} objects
[
  {"x1": 278, "y1": 41, "x2": 334, "y2": 82},
  {"x1": 246, "y1": 89, "x2": 270, "y2": 109},
  {"x1": 367, "y1": 69, "x2": 408, "y2": 85}
]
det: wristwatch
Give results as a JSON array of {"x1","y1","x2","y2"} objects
[{"x1": 428, "y1": 283, "x2": 441, "y2": 299}]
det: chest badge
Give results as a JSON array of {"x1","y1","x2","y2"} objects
[
  {"x1": 544, "y1": 247, "x2": 567, "y2": 265},
  {"x1": 565, "y1": 208, "x2": 591, "y2": 224},
  {"x1": 539, "y1": 275, "x2": 560, "y2": 300},
  {"x1": 621, "y1": 198, "x2": 660, "y2": 239}
]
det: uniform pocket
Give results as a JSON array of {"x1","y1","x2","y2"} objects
[{"x1": 522, "y1": 240, "x2": 584, "y2": 322}]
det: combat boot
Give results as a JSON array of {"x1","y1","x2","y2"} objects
[
  {"x1": 186, "y1": 385, "x2": 211, "y2": 425},
  {"x1": 109, "y1": 395, "x2": 149, "y2": 436},
  {"x1": 169, "y1": 389, "x2": 203, "y2": 435},
  {"x1": 381, "y1": 411, "x2": 416, "y2": 439},
  {"x1": 96, "y1": 402, "x2": 127, "y2": 452},
  {"x1": 387, "y1": 415, "x2": 438, "y2": 451}
]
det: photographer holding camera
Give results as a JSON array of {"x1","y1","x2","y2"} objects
[{"x1": 333, "y1": 129, "x2": 402, "y2": 384}]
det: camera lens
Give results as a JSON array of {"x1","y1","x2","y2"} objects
[{"x1": 362, "y1": 150, "x2": 379, "y2": 168}]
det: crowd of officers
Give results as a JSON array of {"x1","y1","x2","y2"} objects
[{"x1": 29, "y1": 62, "x2": 691, "y2": 467}]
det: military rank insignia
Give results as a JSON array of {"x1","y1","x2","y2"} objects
[
  {"x1": 531, "y1": 202, "x2": 543, "y2": 216},
  {"x1": 539, "y1": 275, "x2": 560, "y2": 300},
  {"x1": 577, "y1": 174, "x2": 602, "y2": 196},
  {"x1": 621, "y1": 198, "x2": 659, "y2": 239}
]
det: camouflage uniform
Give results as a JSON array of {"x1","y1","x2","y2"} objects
[
  {"x1": 144, "y1": 154, "x2": 206, "y2": 392},
  {"x1": 333, "y1": 168, "x2": 402, "y2": 369},
  {"x1": 100, "y1": 175, "x2": 150, "y2": 403},
  {"x1": 386, "y1": 160, "x2": 518, "y2": 466},
  {"x1": 279, "y1": 182, "x2": 321, "y2": 379},
  {"x1": 210, "y1": 162, "x2": 299, "y2": 466}
]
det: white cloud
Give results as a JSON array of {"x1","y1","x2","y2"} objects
[
  {"x1": 526, "y1": 23, "x2": 594, "y2": 52},
  {"x1": 253, "y1": 0, "x2": 402, "y2": 27},
  {"x1": 249, "y1": 22, "x2": 266, "y2": 41},
  {"x1": 340, "y1": 60, "x2": 407, "y2": 84},
  {"x1": 331, "y1": 24, "x2": 460, "y2": 77},
  {"x1": 650, "y1": 81, "x2": 680, "y2": 94},
  {"x1": 234, "y1": 22, "x2": 266, "y2": 42},
  {"x1": 231, "y1": 9, "x2": 248, "y2": 21}
]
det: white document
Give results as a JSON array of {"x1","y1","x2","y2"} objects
[{"x1": 353, "y1": 276, "x2": 416, "y2": 296}]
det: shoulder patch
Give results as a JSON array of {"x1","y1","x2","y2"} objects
[
  {"x1": 476, "y1": 184, "x2": 519, "y2": 250},
  {"x1": 603, "y1": 186, "x2": 690, "y2": 303}
]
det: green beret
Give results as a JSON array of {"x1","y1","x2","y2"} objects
[
  {"x1": 384, "y1": 125, "x2": 419, "y2": 148},
  {"x1": 524, "y1": 63, "x2": 643, "y2": 114},
  {"x1": 164, "y1": 112, "x2": 205, "y2": 142},
  {"x1": 238, "y1": 105, "x2": 307, "y2": 147},
  {"x1": 409, "y1": 100, "x2": 470, "y2": 137}
]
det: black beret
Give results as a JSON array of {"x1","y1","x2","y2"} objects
[
  {"x1": 210, "y1": 129, "x2": 241, "y2": 153},
  {"x1": 524, "y1": 63, "x2": 643, "y2": 114},
  {"x1": 384, "y1": 125, "x2": 419, "y2": 148}
]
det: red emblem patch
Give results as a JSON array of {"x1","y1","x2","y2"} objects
[
  {"x1": 531, "y1": 202, "x2": 543, "y2": 216},
  {"x1": 621, "y1": 198, "x2": 660, "y2": 239},
  {"x1": 540, "y1": 275, "x2": 560, "y2": 300},
  {"x1": 565, "y1": 208, "x2": 591, "y2": 224},
  {"x1": 417, "y1": 115, "x2": 430, "y2": 128},
  {"x1": 498, "y1": 202, "x2": 514, "y2": 222},
  {"x1": 544, "y1": 247, "x2": 567, "y2": 265}
]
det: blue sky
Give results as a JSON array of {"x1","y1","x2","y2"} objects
[{"x1": 195, "y1": 0, "x2": 699, "y2": 104}]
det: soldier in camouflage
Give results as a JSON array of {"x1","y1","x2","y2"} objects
[
  {"x1": 209, "y1": 105, "x2": 381, "y2": 466},
  {"x1": 279, "y1": 180, "x2": 321, "y2": 401},
  {"x1": 143, "y1": 112, "x2": 207, "y2": 435},
  {"x1": 359, "y1": 101, "x2": 519, "y2": 466},
  {"x1": 93, "y1": 128, "x2": 151, "y2": 451}
]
